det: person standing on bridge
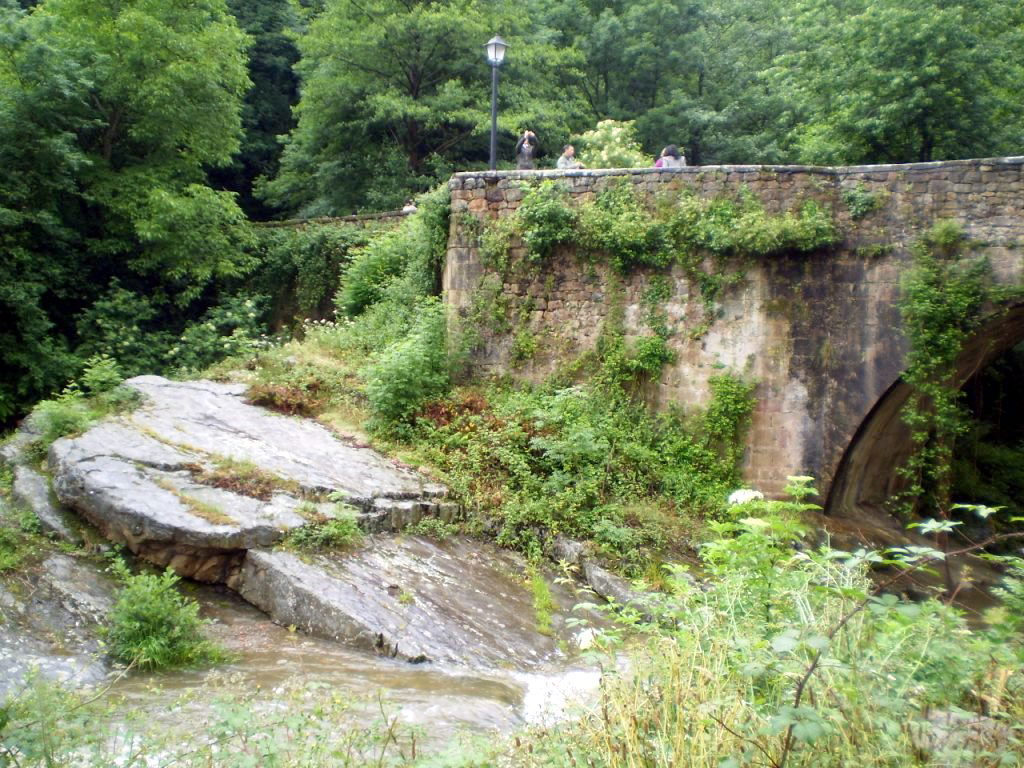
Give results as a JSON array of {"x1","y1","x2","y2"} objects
[
  {"x1": 515, "y1": 130, "x2": 539, "y2": 170},
  {"x1": 557, "y1": 144, "x2": 584, "y2": 169},
  {"x1": 655, "y1": 145, "x2": 687, "y2": 168}
]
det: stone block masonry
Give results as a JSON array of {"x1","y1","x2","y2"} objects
[{"x1": 443, "y1": 158, "x2": 1024, "y2": 509}]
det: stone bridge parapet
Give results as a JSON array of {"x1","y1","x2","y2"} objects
[{"x1": 443, "y1": 158, "x2": 1024, "y2": 510}]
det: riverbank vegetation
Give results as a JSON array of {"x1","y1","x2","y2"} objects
[{"x1": 3, "y1": 0, "x2": 1024, "y2": 763}]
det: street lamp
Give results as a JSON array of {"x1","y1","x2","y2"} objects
[{"x1": 485, "y1": 35, "x2": 508, "y2": 171}]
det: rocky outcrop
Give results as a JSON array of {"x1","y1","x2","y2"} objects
[
  {"x1": 47, "y1": 376, "x2": 456, "y2": 581},
  {"x1": 6, "y1": 376, "x2": 598, "y2": 671},
  {"x1": 0, "y1": 553, "x2": 115, "y2": 696},
  {"x1": 12, "y1": 466, "x2": 82, "y2": 545},
  {"x1": 234, "y1": 537, "x2": 590, "y2": 667}
]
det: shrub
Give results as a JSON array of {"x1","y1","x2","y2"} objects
[
  {"x1": 510, "y1": 517, "x2": 1024, "y2": 767},
  {"x1": 249, "y1": 223, "x2": 370, "y2": 320},
  {"x1": 103, "y1": 559, "x2": 224, "y2": 670},
  {"x1": 515, "y1": 181, "x2": 576, "y2": 261},
  {"x1": 575, "y1": 119, "x2": 650, "y2": 168},
  {"x1": 167, "y1": 295, "x2": 269, "y2": 373},
  {"x1": 79, "y1": 354, "x2": 123, "y2": 395},
  {"x1": 336, "y1": 186, "x2": 449, "y2": 318},
  {"x1": 407, "y1": 516, "x2": 460, "y2": 541},
  {"x1": 365, "y1": 299, "x2": 450, "y2": 429}
]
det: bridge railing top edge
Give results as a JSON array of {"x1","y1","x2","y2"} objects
[
  {"x1": 449, "y1": 156, "x2": 1024, "y2": 184},
  {"x1": 254, "y1": 210, "x2": 410, "y2": 229}
]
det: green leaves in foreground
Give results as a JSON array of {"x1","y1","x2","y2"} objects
[{"x1": 103, "y1": 559, "x2": 225, "y2": 670}]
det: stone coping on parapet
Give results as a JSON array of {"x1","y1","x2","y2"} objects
[
  {"x1": 255, "y1": 209, "x2": 410, "y2": 229},
  {"x1": 448, "y1": 156, "x2": 1024, "y2": 188}
]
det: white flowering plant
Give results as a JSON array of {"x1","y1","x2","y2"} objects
[{"x1": 575, "y1": 120, "x2": 651, "y2": 169}]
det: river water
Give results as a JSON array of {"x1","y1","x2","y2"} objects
[{"x1": 106, "y1": 584, "x2": 606, "y2": 751}]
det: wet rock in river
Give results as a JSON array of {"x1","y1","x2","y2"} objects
[
  {"x1": 234, "y1": 536, "x2": 588, "y2": 668},
  {"x1": 0, "y1": 554, "x2": 116, "y2": 697}
]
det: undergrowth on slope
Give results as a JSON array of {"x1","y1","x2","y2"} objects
[
  {"x1": 102, "y1": 559, "x2": 226, "y2": 670},
  {"x1": 509, "y1": 512, "x2": 1024, "y2": 768}
]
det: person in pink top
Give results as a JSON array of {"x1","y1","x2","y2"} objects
[{"x1": 654, "y1": 144, "x2": 687, "y2": 168}]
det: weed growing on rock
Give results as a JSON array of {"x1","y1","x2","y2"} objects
[
  {"x1": 189, "y1": 457, "x2": 298, "y2": 501},
  {"x1": 406, "y1": 516, "x2": 460, "y2": 540},
  {"x1": 841, "y1": 182, "x2": 886, "y2": 220},
  {"x1": 24, "y1": 357, "x2": 141, "y2": 462},
  {"x1": 103, "y1": 559, "x2": 225, "y2": 670},
  {"x1": 527, "y1": 565, "x2": 556, "y2": 636},
  {"x1": 284, "y1": 507, "x2": 363, "y2": 551}
]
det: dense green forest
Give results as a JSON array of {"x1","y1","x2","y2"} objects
[{"x1": 1, "y1": 0, "x2": 1023, "y2": 421}]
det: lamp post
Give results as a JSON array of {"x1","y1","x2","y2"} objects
[{"x1": 485, "y1": 35, "x2": 507, "y2": 171}]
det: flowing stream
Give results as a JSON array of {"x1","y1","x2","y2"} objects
[{"x1": 104, "y1": 584, "x2": 605, "y2": 750}]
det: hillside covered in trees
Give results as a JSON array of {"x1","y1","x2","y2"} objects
[{"x1": 2, "y1": 0, "x2": 1023, "y2": 419}]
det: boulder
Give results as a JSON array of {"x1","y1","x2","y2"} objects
[
  {"x1": 234, "y1": 535, "x2": 588, "y2": 668},
  {"x1": 47, "y1": 377, "x2": 455, "y2": 581}
]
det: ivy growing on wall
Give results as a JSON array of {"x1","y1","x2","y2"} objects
[
  {"x1": 895, "y1": 220, "x2": 994, "y2": 519},
  {"x1": 477, "y1": 179, "x2": 840, "y2": 339}
]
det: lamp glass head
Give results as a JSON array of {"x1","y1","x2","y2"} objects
[{"x1": 485, "y1": 35, "x2": 508, "y2": 65}]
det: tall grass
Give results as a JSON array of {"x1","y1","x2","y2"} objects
[{"x1": 508, "y1": 515, "x2": 1024, "y2": 767}]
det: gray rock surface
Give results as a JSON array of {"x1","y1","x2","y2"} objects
[
  {"x1": 0, "y1": 554, "x2": 115, "y2": 697},
  {"x1": 125, "y1": 376, "x2": 447, "y2": 504},
  {"x1": 13, "y1": 466, "x2": 83, "y2": 545},
  {"x1": 235, "y1": 536, "x2": 591, "y2": 668},
  {"x1": 47, "y1": 376, "x2": 454, "y2": 581}
]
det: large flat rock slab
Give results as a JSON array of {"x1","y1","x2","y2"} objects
[
  {"x1": 125, "y1": 376, "x2": 446, "y2": 503},
  {"x1": 234, "y1": 536, "x2": 588, "y2": 669},
  {"x1": 48, "y1": 376, "x2": 453, "y2": 581}
]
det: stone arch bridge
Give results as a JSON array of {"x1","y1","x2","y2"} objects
[{"x1": 442, "y1": 157, "x2": 1024, "y2": 517}]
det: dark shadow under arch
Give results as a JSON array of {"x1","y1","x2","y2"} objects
[{"x1": 826, "y1": 304, "x2": 1024, "y2": 519}]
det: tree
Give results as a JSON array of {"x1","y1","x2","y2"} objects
[
  {"x1": 779, "y1": 0, "x2": 1023, "y2": 164},
  {"x1": 0, "y1": 0, "x2": 253, "y2": 421},
  {"x1": 211, "y1": 0, "x2": 301, "y2": 219},
  {"x1": 264, "y1": 0, "x2": 587, "y2": 215}
]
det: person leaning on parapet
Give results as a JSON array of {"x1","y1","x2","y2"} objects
[
  {"x1": 654, "y1": 144, "x2": 687, "y2": 168},
  {"x1": 556, "y1": 144, "x2": 584, "y2": 170},
  {"x1": 515, "y1": 130, "x2": 539, "y2": 170}
]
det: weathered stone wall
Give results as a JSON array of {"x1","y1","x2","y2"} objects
[{"x1": 443, "y1": 158, "x2": 1024, "y2": 506}]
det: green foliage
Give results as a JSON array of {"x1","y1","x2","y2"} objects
[
  {"x1": 103, "y1": 559, "x2": 224, "y2": 670},
  {"x1": 841, "y1": 183, "x2": 885, "y2": 220},
  {"x1": 510, "y1": 517, "x2": 1024, "y2": 767},
  {"x1": 365, "y1": 300, "x2": 450, "y2": 430},
  {"x1": 575, "y1": 119, "x2": 650, "y2": 169},
  {"x1": 251, "y1": 223, "x2": 370, "y2": 321},
  {"x1": 0, "y1": 526, "x2": 22, "y2": 573},
  {"x1": 78, "y1": 354, "x2": 122, "y2": 395},
  {"x1": 406, "y1": 516, "x2": 460, "y2": 541},
  {"x1": 0, "y1": 0, "x2": 254, "y2": 423},
  {"x1": 336, "y1": 186, "x2": 450, "y2": 320},
  {"x1": 166, "y1": 296, "x2": 269, "y2": 374},
  {"x1": 515, "y1": 182, "x2": 577, "y2": 262},
  {"x1": 212, "y1": 0, "x2": 300, "y2": 219},
  {"x1": 480, "y1": 181, "x2": 838, "y2": 338},
  {"x1": 779, "y1": 0, "x2": 1023, "y2": 164},
  {"x1": 510, "y1": 328, "x2": 538, "y2": 364},
  {"x1": 527, "y1": 566, "x2": 556, "y2": 636},
  {"x1": 262, "y1": 0, "x2": 587, "y2": 215},
  {"x1": 897, "y1": 221, "x2": 994, "y2": 517},
  {"x1": 283, "y1": 509, "x2": 363, "y2": 551},
  {"x1": 402, "y1": 370, "x2": 754, "y2": 571}
]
